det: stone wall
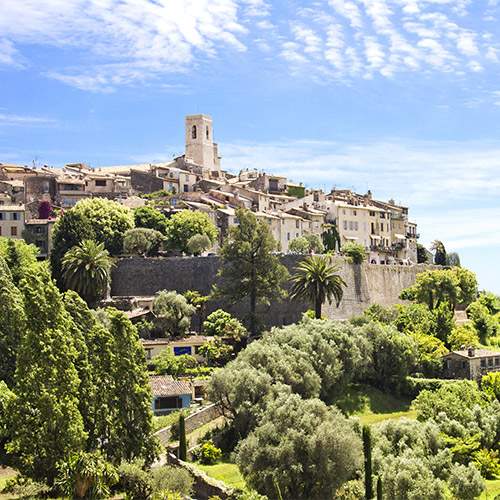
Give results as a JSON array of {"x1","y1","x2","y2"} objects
[{"x1": 111, "y1": 255, "x2": 435, "y2": 326}]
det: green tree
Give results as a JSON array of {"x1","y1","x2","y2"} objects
[
  {"x1": 467, "y1": 300, "x2": 496, "y2": 344},
  {"x1": 203, "y1": 309, "x2": 247, "y2": 341},
  {"x1": 55, "y1": 450, "x2": 118, "y2": 499},
  {"x1": 167, "y1": 210, "x2": 217, "y2": 254},
  {"x1": 431, "y1": 240, "x2": 447, "y2": 266},
  {"x1": 291, "y1": 256, "x2": 346, "y2": 319},
  {"x1": 152, "y1": 350, "x2": 197, "y2": 377},
  {"x1": 102, "y1": 308, "x2": 158, "y2": 465},
  {"x1": 8, "y1": 268, "x2": 86, "y2": 484},
  {"x1": 431, "y1": 301, "x2": 455, "y2": 345},
  {"x1": 73, "y1": 198, "x2": 134, "y2": 254},
  {"x1": 446, "y1": 252, "x2": 461, "y2": 267},
  {"x1": 183, "y1": 290, "x2": 209, "y2": 333},
  {"x1": 304, "y1": 233, "x2": 324, "y2": 254},
  {"x1": 363, "y1": 425, "x2": 373, "y2": 500},
  {"x1": 50, "y1": 210, "x2": 96, "y2": 288},
  {"x1": 0, "y1": 258, "x2": 25, "y2": 387},
  {"x1": 416, "y1": 243, "x2": 429, "y2": 264},
  {"x1": 198, "y1": 337, "x2": 234, "y2": 367},
  {"x1": 123, "y1": 228, "x2": 164, "y2": 256},
  {"x1": 236, "y1": 393, "x2": 362, "y2": 500},
  {"x1": 186, "y1": 233, "x2": 212, "y2": 256},
  {"x1": 153, "y1": 290, "x2": 196, "y2": 337},
  {"x1": 288, "y1": 236, "x2": 310, "y2": 255},
  {"x1": 0, "y1": 381, "x2": 15, "y2": 463},
  {"x1": 448, "y1": 324, "x2": 480, "y2": 350},
  {"x1": 178, "y1": 415, "x2": 187, "y2": 461},
  {"x1": 62, "y1": 240, "x2": 113, "y2": 307},
  {"x1": 215, "y1": 208, "x2": 288, "y2": 337},
  {"x1": 481, "y1": 372, "x2": 500, "y2": 402},
  {"x1": 341, "y1": 241, "x2": 367, "y2": 264},
  {"x1": 322, "y1": 223, "x2": 341, "y2": 252},
  {"x1": 3, "y1": 238, "x2": 39, "y2": 284},
  {"x1": 134, "y1": 206, "x2": 170, "y2": 235}
]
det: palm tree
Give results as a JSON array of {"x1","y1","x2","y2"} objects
[
  {"x1": 62, "y1": 240, "x2": 112, "y2": 307},
  {"x1": 290, "y1": 255, "x2": 346, "y2": 319}
]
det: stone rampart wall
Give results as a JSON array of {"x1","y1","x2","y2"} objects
[{"x1": 111, "y1": 255, "x2": 435, "y2": 327}]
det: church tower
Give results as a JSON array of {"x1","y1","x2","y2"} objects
[{"x1": 185, "y1": 114, "x2": 221, "y2": 177}]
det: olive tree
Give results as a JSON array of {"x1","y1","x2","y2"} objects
[{"x1": 236, "y1": 393, "x2": 362, "y2": 500}]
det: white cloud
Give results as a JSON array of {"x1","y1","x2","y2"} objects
[
  {"x1": 0, "y1": 0, "x2": 256, "y2": 90},
  {"x1": 0, "y1": 113, "x2": 56, "y2": 126}
]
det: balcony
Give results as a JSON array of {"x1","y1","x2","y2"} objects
[{"x1": 406, "y1": 232, "x2": 420, "y2": 239}]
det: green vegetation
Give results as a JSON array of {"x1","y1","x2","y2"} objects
[
  {"x1": 186, "y1": 233, "x2": 211, "y2": 256},
  {"x1": 62, "y1": 240, "x2": 112, "y2": 307},
  {"x1": 322, "y1": 223, "x2": 341, "y2": 253},
  {"x1": 203, "y1": 309, "x2": 247, "y2": 341},
  {"x1": 152, "y1": 290, "x2": 196, "y2": 337},
  {"x1": 196, "y1": 462, "x2": 246, "y2": 490},
  {"x1": 290, "y1": 255, "x2": 346, "y2": 319},
  {"x1": 134, "y1": 206, "x2": 169, "y2": 235},
  {"x1": 431, "y1": 239, "x2": 447, "y2": 265},
  {"x1": 215, "y1": 208, "x2": 288, "y2": 337},
  {"x1": 167, "y1": 210, "x2": 217, "y2": 254},
  {"x1": 341, "y1": 241, "x2": 367, "y2": 264},
  {"x1": 123, "y1": 228, "x2": 165, "y2": 256}
]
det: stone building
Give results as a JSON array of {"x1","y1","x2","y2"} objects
[
  {"x1": 0, "y1": 204, "x2": 25, "y2": 238},
  {"x1": 442, "y1": 348, "x2": 500, "y2": 380}
]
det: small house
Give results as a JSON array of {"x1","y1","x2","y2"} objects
[
  {"x1": 150, "y1": 375, "x2": 193, "y2": 416},
  {"x1": 442, "y1": 348, "x2": 500, "y2": 380},
  {"x1": 142, "y1": 336, "x2": 209, "y2": 362}
]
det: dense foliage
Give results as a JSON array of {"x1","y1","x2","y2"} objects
[
  {"x1": 215, "y1": 208, "x2": 288, "y2": 336},
  {"x1": 341, "y1": 241, "x2": 367, "y2": 264},
  {"x1": 134, "y1": 206, "x2": 170, "y2": 235},
  {"x1": 152, "y1": 290, "x2": 196, "y2": 337},
  {"x1": 123, "y1": 228, "x2": 165, "y2": 256},
  {"x1": 167, "y1": 210, "x2": 217, "y2": 254}
]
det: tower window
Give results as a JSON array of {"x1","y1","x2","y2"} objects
[
  {"x1": 191, "y1": 125, "x2": 197, "y2": 139},
  {"x1": 206, "y1": 126, "x2": 209, "y2": 140}
]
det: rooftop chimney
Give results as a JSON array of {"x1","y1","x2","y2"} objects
[{"x1": 467, "y1": 347, "x2": 475, "y2": 357}]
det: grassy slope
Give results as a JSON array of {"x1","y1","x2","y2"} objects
[
  {"x1": 481, "y1": 479, "x2": 500, "y2": 499},
  {"x1": 196, "y1": 462, "x2": 246, "y2": 490},
  {"x1": 335, "y1": 383, "x2": 417, "y2": 425}
]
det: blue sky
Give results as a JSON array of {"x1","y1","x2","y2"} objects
[{"x1": 1, "y1": 0, "x2": 499, "y2": 292}]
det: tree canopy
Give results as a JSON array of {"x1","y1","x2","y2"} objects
[
  {"x1": 215, "y1": 208, "x2": 288, "y2": 336},
  {"x1": 134, "y1": 206, "x2": 169, "y2": 235},
  {"x1": 167, "y1": 210, "x2": 217, "y2": 254}
]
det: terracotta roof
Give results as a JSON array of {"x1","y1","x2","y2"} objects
[{"x1": 150, "y1": 376, "x2": 192, "y2": 397}]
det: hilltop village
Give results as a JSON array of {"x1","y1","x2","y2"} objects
[
  {"x1": 0, "y1": 114, "x2": 418, "y2": 264},
  {"x1": 1, "y1": 115, "x2": 500, "y2": 500}
]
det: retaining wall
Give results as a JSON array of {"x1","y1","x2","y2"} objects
[{"x1": 111, "y1": 255, "x2": 435, "y2": 327}]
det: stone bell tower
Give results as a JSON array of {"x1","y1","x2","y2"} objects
[{"x1": 185, "y1": 114, "x2": 221, "y2": 178}]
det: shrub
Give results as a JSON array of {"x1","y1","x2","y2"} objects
[
  {"x1": 152, "y1": 350, "x2": 198, "y2": 377},
  {"x1": 55, "y1": 451, "x2": 118, "y2": 499},
  {"x1": 467, "y1": 301, "x2": 497, "y2": 344},
  {"x1": 152, "y1": 290, "x2": 196, "y2": 337},
  {"x1": 167, "y1": 210, "x2": 218, "y2": 254},
  {"x1": 482, "y1": 372, "x2": 500, "y2": 401},
  {"x1": 123, "y1": 228, "x2": 164, "y2": 256},
  {"x1": 117, "y1": 460, "x2": 153, "y2": 500},
  {"x1": 203, "y1": 309, "x2": 247, "y2": 341},
  {"x1": 402, "y1": 376, "x2": 459, "y2": 399},
  {"x1": 150, "y1": 466, "x2": 193, "y2": 497},
  {"x1": 193, "y1": 440, "x2": 222, "y2": 465},
  {"x1": 288, "y1": 236, "x2": 310, "y2": 255},
  {"x1": 134, "y1": 206, "x2": 170, "y2": 235},
  {"x1": 448, "y1": 324, "x2": 480, "y2": 350},
  {"x1": 341, "y1": 242, "x2": 367, "y2": 264},
  {"x1": 186, "y1": 234, "x2": 212, "y2": 256},
  {"x1": 473, "y1": 449, "x2": 500, "y2": 479},
  {"x1": 3, "y1": 475, "x2": 50, "y2": 498},
  {"x1": 448, "y1": 463, "x2": 485, "y2": 500}
]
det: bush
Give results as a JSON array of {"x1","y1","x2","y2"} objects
[
  {"x1": 288, "y1": 236, "x2": 310, "y2": 255},
  {"x1": 473, "y1": 449, "x2": 500, "y2": 479},
  {"x1": 134, "y1": 206, "x2": 170, "y2": 235},
  {"x1": 341, "y1": 242, "x2": 367, "y2": 264},
  {"x1": 2, "y1": 475, "x2": 50, "y2": 498},
  {"x1": 482, "y1": 372, "x2": 500, "y2": 401},
  {"x1": 193, "y1": 440, "x2": 222, "y2": 464},
  {"x1": 402, "y1": 376, "x2": 460, "y2": 399},
  {"x1": 117, "y1": 460, "x2": 153, "y2": 500},
  {"x1": 152, "y1": 290, "x2": 196, "y2": 337},
  {"x1": 152, "y1": 350, "x2": 198, "y2": 377},
  {"x1": 150, "y1": 466, "x2": 193, "y2": 497},
  {"x1": 186, "y1": 234, "x2": 212, "y2": 256},
  {"x1": 167, "y1": 210, "x2": 218, "y2": 254},
  {"x1": 55, "y1": 451, "x2": 118, "y2": 499},
  {"x1": 123, "y1": 228, "x2": 165, "y2": 256},
  {"x1": 203, "y1": 309, "x2": 247, "y2": 341},
  {"x1": 448, "y1": 463, "x2": 485, "y2": 500},
  {"x1": 448, "y1": 324, "x2": 480, "y2": 350}
]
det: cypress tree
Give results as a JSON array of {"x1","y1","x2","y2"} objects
[
  {"x1": 363, "y1": 425, "x2": 373, "y2": 499},
  {"x1": 8, "y1": 268, "x2": 85, "y2": 484},
  {"x1": 377, "y1": 476, "x2": 383, "y2": 500},
  {"x1": 0, "y1": 258, "x2": 25, "y2": 387},
  {"x1": 178, "y1": 414, "x2": 187, "y2": 461}
]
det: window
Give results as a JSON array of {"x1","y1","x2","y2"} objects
[
  {"x1": 95, "y1": 179, "x2": 107, "y2": 187},
  {"x1": 495, "y1": 358, "x2": 500, "y2": 366},
  {"x1": 353, "y1": 210, "x2": 357, "y2": 216},
  {"x1": 488, "y1": 357, "x2": 493, "y2": 367},
  {"x1": 349, "y1": 221, "x2": 354, "y2": 230},
  {"x1": 11, "y1": 226, "x2": 17, "y2": 236},
  {"x1": 380, "y1": 213, "x2": 385, "y2": 219},
  {"x1": 174, "y1": 346, "x2": 192, "y2": 356},
  {"x1": 354, "y1": 221, "x2": 359, "y2": 231},
  {"x1": 343, "y1": 221, "x2": 347, "y2": 230},
  {"x1": 11, "y1": 212, "x2": 19, "y2": 221},
  {"x1": 296, "y1": 220, "x2": 299, "y2": 228},
  {"x1": 183, "y1": 184, "x2": 189, "y2": 193},
  {"x1": 192, "y1": 125, "x2": 197, "y2": 139},
  {"x1": 0, "y1": 213, "x2": 3, "y2": 220},
  {"x1": 145, "y1": 348, "x2": 153, "y2": 360},
  {"x1": 369, "y1": 211, "x2": 375, "y2": 216},
  {"x1": 481, "y1": 359, "x2": 486, "y2": 368},
  {"x1": 287, "y1": 232, "x2": 290, "y2": 241},
  {"x1": 206, "y1": 126, "x2": 209, "y2": 140},
  {"x1": 461, "y1": 361, "x2": 466, "y2": 369},
  {"x1": 154, "y1": 397, "x2": 180, "y2": 410},
  {"x1": 371, "y1": 222, "x2": 375, "y2": 234}
]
